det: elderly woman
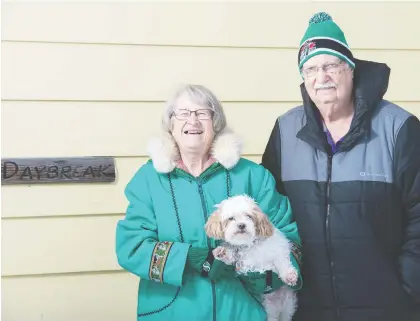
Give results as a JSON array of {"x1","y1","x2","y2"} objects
[{"x1": 115, "y1": 84, "x2": 302, "y2": 321}]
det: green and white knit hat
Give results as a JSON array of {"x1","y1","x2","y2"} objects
[{"x1": 298, "y1": 12, "x2": 355, "y2": 70}]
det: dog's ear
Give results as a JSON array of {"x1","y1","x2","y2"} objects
[
  {"x1": 205, "y1": 210, "x2": 224, "y2": 240},
  {"x1": 252, "y1": 205, "x2": 274, "y2": 238}
]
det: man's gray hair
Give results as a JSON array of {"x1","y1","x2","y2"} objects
[{"x1": 162, "y1": 84, "x2": 227, "y2": 134}]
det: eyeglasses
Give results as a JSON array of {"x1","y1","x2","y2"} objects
[
  {"x1": 172, "y1": 109, "x2": 214, "y2": 120},
  {"x1": 301, "y1": 61, "x2": 344, "y2": 78}
]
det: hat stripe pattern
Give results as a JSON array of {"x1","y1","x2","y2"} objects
[
  {"x1": 298, "y1": 37, "x2": 355, "y2": 69},
  {"x1": 298, "y1": 12, "x2": 356, "y2": 72},
  {"x1": 305, "y1": 36, "x2": 350, "y2": 50}
]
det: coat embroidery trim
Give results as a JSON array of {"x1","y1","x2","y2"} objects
[
  {"x1": 149, "y1": 241, "x2": 174, "y2": 283},
  {"x1": 291, "y1": 242, "x2": 303, "y2": 267}
]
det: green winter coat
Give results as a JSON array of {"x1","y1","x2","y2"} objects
[{"x1": 115, "y1": 130, "x2": 302, "y2": 321}]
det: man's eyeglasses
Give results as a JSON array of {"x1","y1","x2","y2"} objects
[
  {"x1": 172, "y1": 109, "x2": 214, "y2": 120},
  {"x1": 301, "y1": 61, "x2": 344, "y2": 78}
]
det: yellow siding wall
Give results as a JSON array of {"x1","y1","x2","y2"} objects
[{"x1": 2, "y1": 2, "x2": 420, "y2": 321}]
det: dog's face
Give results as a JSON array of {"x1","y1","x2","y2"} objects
[{"x1": 205, "y1": 195, "x2": 274, "y2": 246}]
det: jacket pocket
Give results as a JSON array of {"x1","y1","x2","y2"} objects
[{"x1": 137, "y1": 279, "x2": 180, "y2": 318}]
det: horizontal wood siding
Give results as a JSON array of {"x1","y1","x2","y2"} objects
[{"x1": 2, "y1": 2, "x2": 419, "y2": 321}]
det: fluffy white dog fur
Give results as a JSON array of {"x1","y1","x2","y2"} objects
[{"x1": 205, "y1": 194, "x2": 298, "y2": 321}]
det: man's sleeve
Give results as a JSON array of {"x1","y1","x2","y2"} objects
[
  {"x1": 261, "y1": 119, "x2": 286, "y2": 195},
  {"x1": 395, "y1": 115, "x2": 420, "y2": 303}
]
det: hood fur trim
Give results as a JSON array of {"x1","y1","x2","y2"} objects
[{"x1": 146, "y1": 129, "x2": 243, "y2": 173}]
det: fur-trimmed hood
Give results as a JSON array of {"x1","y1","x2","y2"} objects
[{"x1": 146, "y1": 129, "x2": 243, "y2": 173}]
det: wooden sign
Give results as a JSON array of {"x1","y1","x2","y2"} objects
[{"x1": 1, "y1": 157, "x2": 116, "y2": 185}]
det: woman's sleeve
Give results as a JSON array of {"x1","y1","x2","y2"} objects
[{"x1": 115, "y1": 165, "x2": 190, "y2": 287}]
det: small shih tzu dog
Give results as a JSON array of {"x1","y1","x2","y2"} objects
[{"x1": 205, "y1": 194, "x2": 298, "y2": 321}]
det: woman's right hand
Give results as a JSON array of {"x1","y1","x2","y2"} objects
[
  {"x1": 186, "y1": 246, "x2": 236, "y2": 282},
  {"x1": 186, "y1": 246, "x2": 209, "y2": 273}
]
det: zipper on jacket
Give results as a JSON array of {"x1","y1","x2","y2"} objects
[
  {"x1": 325, "y1": 154, "x2": 340, "y2": 320},
  {"x1": 196, "y1": 179, "x2": 217, "y2": 321}
]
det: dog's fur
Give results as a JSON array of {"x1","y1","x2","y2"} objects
[{"x1": 205, "y1": 194, "x2": 298, "y2": 321}]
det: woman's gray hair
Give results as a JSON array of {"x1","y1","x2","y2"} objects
[{"x1": 162, "y1": 84, "x2": 227, "y2": 134}]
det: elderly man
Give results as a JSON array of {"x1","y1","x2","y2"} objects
[{"x1": 261, "y1": 12, "x2": 420, "y2": 321}]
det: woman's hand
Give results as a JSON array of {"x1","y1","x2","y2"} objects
[
  {"x1": 238, "y1": 271, "x2": 286, "y2": 297},
  {"x1": 186, "y1": 246, "x2": 236, "y2": 282}
]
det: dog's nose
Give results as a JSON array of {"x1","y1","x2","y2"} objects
[{"x1": 237, "y1": 223, "x2": 246, "y2": 230}]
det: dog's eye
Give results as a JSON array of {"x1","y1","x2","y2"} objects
[
  {"x1": 246, "y1": 214, "x2": 252, "y2": 219},
  {"x1": 228, "y1": 217, "x2": 235, "y2": 221}
]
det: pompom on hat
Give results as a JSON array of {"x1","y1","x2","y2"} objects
[{"x1": 298, "y1": 12, "x2": 355, "y2": 70}]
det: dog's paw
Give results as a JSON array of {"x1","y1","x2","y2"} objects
[
  {"x1": 212, "y1": 247, "x2": 227, "y2": 259},
  {"x1": 213, "y1": 247, "x2": 235, "y2": 265},
  {"x1": 280, "y1": 267, "x2": 298, "y2": 286}
]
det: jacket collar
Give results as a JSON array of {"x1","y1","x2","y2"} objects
[
  {"x1": 146, "y1": 128, "x2": 243, "y2": 173},
  {"x1": 297, "y1": 58, "x2": 391, "y2": 153}
]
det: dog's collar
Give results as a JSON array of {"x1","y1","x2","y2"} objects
[
  {"x1": 231, "y1": 238, "x2": 261, "y2": 252},
  {"x1": 234, "y1": 244, "x2": 252, "y2": 251}
]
